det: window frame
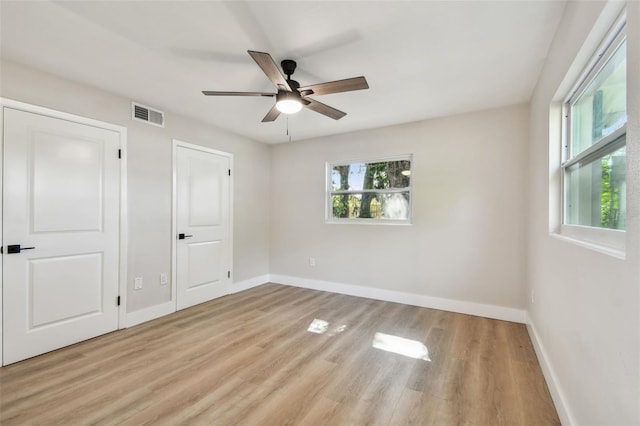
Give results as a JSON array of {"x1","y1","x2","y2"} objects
[
  {"x1": 325, "y1": 154, "x2": 413, "y2": 225},
  {"x1": 559, "y1": 17, "x2": 627, "y2": 252}
]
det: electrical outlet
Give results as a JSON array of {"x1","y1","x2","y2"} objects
[
  {"x1": 309, "y1": 257, "x2": 316, "y2": 267},
  {"x1": 160, "y1": 273, "x2": 168, "y2": 286},
  {"x1": 134, "y1": 277, "x2": 143, "y2": 290}
]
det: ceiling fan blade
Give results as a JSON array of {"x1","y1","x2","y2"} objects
[
  {"x1": 262, "y1": 104, "x2": 281, "y2": 122},
  {"x1": 202, "y1": 91, "x2": 275, "y2": 97},
  {"x1": 298, "y1": 76, "x2": 368, "y2": 96},
  {"x1": 248, "y1": 50, "x2": 292, "y2": 91},
  {"x1": 303, "y1": 98, "x2": 346, "y2": 120}
]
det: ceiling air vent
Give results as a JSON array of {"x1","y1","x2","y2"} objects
[{"x1": 132, "y1": 102, "x2": 165, "y2": 127}]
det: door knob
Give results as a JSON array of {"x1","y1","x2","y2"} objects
[
  {"x1": 178, "y1": 234, "x2": 193, "y2": 240},
  {"x1": 6, "y1": 244, "x2": 36, "y2": 254}
]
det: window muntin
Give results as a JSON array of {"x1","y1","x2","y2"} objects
[
  {"x1": 563, "y1": 26, "x2": 626, "y2": 232},
  {"x1": 327, "y1": 156, "x2": 412, "y2": 223}
]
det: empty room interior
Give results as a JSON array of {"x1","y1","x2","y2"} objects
[{"x1": 0, "y1": 1, "x2": 638, "y2": 425}]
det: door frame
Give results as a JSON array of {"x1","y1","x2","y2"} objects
[
  {"x1": 171, "y1": 139, "x2": 233, "y2": 311},
  {"x1": 0, "y1": 98, "x2": 128, "y2": 366}
]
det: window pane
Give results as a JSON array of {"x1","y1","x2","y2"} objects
[
  {"x1": 566, "y1": 145, "x2": 626, "y2": 230},
  {"x1": 571, "y1": 40, "x2": 626, "y2": 156},
  {"x1": 331, "y1": 160, "x2": 411, "y2": 192},
  {"x1": 332, "y1": 192, "x2": 410, "y2": 220}
]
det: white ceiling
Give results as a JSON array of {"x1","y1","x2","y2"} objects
[{"x1": 0, "y1": 1, "x2": 566, "y2": 144}]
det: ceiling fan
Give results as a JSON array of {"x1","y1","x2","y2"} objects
[{"x1": 202, "y1": 50, "x2": 369, "y2": 122}]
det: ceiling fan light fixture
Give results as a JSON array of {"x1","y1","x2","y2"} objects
[{"x1": 275, "y1": 91, "x2": 302, "y2": 114}]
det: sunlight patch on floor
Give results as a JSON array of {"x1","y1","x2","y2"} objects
[{"x1": 372, "y1": 332, "x2": 430, "y2": 361}]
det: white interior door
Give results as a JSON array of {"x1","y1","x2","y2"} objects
[
  {"x1": 3, "y1": 108, "x2": 121, "y2": 365},
  {"x1": 175, "y1": 142, "x2": 231, "y2": 310}
]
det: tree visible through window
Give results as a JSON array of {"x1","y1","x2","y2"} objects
[{"x1": 327, "y1": 156, "x2": 412, "y2": 223}]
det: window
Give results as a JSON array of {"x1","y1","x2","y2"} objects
[
  {"x1": 562, "y1": 21, "x2": 626, "y2": 239},
  {"x1": 327, "y1": 155, "x2": 412, "y2": 224}
]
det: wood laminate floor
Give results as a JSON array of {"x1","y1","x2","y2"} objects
[{"x1": 0, "y1": 283, "x2": 560, "y2": 425}]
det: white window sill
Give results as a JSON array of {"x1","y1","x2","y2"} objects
[
  {"x1": 550, "y1": 225, "x2": 625, "y2": 259},
  {"x1": 326, "y1": 219, "x2": 412, "y2": 226}
]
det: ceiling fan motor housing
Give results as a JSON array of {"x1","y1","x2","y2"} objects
[{"x1": 281, "y1": 59, "x2": 297, "y2": 77}]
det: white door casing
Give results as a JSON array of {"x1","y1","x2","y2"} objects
[
  {"x1": 173, "y1": 140, "x2": 232, "y2": 310},
  {"x1": 2, "y1": 102, "x2": 126, "y2": 365}
]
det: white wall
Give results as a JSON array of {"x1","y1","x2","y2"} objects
[
  {"x1": 527, "y1": 1, "x2": 639, "y2": 424},
  {"x1": 270, "y1": 104, "x2": 529, "y2": 312},
  {"x1": 0, "y1": 60, "x2": 270, "y2": 313}
]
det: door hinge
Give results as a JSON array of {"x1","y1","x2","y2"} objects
[
  {"x1": 228, "y1": 271, "x2": 231, "y2": 278},
  {"x1": 228, "y1": 169, "x2": 231, "y2": 176},
  {"x1": 117, "y1": 296, "x2": 121, "y2": 306},
  {"x1": 118, "y1": 149, "x2": 122, "y2": 159}
]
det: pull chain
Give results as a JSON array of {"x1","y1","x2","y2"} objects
[{"x1": 286, "y1": 116, "x2": 292, "y2": 142}]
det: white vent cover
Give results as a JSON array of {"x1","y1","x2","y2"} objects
[{"x1": 132, "y1": 102, "x2": 164, "y2": 127}]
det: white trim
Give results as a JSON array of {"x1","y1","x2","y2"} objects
[
  {"x1": 171, "y1": 139, "x2": 234, "y2": 311},
  {"x1": 328, "y1": 153, "x2": 413, "y2": 168},
  {"x1": 118, "y1": 130, "x2": 128, "y2": 328},
  {"x1": 1, "y1": 99, "x2": 125, "y2": 132},
  {"x1": 325, "y1": 219, "x2": 412, "y2": 226},
  {"x1": 0, "y1": 98, "x2": 129, "y2": 365},
  {"x1": 230, "y1": 275, "x2": 269, "y2": 294},
  {"x1": 127, "y1": 275, "x2": 269, "y2": 327},
  {"x1": 526, "y1": 313, "x2": 575, "y2": 426},
  {"x1": 69, "y1": 271, "x2": 529, "y2": 333},
  {"x1": 171, "y1": 142, "x2": 178, "y2": 312},
  {"x1": 126, "y1": 301, "x2": 175, "y2": 328},
  {"x1": 269, "y1": 274, "x2": 526, "y2": 323},
  {"x1": 0, "y1": 102, "x2": 4, "y2": 365},
  {"x1": 550, "y1": 230, "x2": 625, "y2": 259}
]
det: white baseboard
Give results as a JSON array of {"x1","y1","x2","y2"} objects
[
  {"x1": 125, "y1": 274, "x2": 525, "y2": 327},
  {"x1": 125, "y1": 275, "x2": 270, "y2": 328},
  {"x1": 230, "y1": 274, "x2": 269, "y2": 294},
  {"x1": 526, "y1": 313, "x2": 574, "y2": 425},
  {"x1": 269, "y1": 274, "x2": 526, "y2": 324},
  {"x1": 126, "y1": 301, "x2": 175, "y2": 327}
]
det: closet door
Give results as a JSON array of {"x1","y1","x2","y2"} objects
[
  {"x1": 3, "y1": 107, "x2": 121, "y2": 365},
  {"x1": 174, "y1": 141, "x2": 231, "y2": 310}
]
